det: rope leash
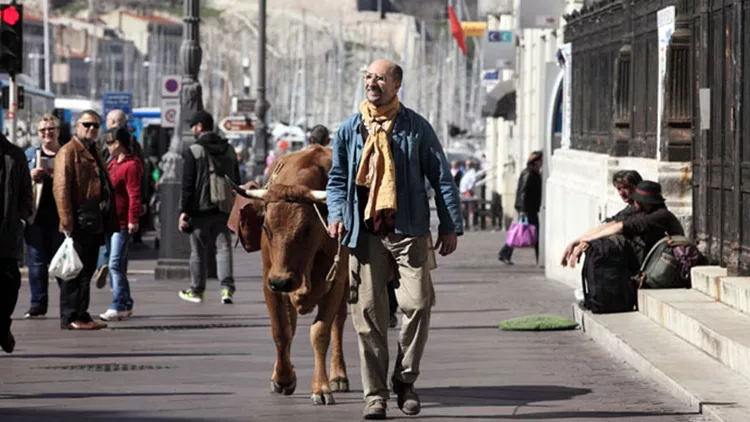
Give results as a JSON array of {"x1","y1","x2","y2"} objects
[{"x1": 313, "y1": 202, "x2": 342, "y2": 295}]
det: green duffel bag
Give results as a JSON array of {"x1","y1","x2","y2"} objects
[{"x1": 637, "y1": 234, "x2": 695, "y2": 289}]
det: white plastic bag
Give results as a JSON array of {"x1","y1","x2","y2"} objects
[{"x1": 49, "y1": 237, "x2": 83, "y2": 281}]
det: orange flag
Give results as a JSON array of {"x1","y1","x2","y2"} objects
[{"x1": 448, "y1": 6, "x2": 467, "y2": 56}]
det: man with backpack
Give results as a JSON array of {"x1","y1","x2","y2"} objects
[
  {"x1": 177, "y1": 110, "x2": 241, "y2": 305},
  {"x1": 563, "y1": 180, "x2": 684, "y2": 267},
  {"x1": 562, "y1": 181, "x2": 686, "y2": 313}
]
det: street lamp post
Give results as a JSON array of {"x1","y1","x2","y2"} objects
[
  {"x1": 252, "y1": 0, "x2": 270, "y2": 182},
  {"x1": 154, "y1": 0, "x2": 204, "y2": 280}
]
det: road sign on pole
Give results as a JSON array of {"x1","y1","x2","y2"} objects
[
  {"x1": 161, "y1": 98, "x2": 179, "y2": 128},
  {"x1": 161, "y1": 75, "x2": 181, "y2": 98},
  {"x1": 101, "y1": 92, "x2": 133, "y2": 127}
]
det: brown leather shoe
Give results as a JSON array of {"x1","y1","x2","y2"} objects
[
  {"x1": 68, "y1": 320, "x2": 107, "y2": 330},
  {"x1": 88, "y1": 320, "x2": 108, "y2": 330}
]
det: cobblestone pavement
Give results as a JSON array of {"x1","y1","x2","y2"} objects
[{"x1": 0, "y1": 231, "x2": 709, "y2": 421}]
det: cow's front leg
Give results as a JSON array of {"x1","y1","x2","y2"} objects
[
  {"x1": 309, "y1": 296, "x2": 341, "y2": 405},
  {"x1": 265, "y1": 284, "x2": 297, "y2": 396},
  {"x1": 329, "y1": 256, "x2": 350, "y2": 393}
]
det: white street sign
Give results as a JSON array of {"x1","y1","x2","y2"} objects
[{"x1": 161, "y1": 98, "x2": 180, "y2": 128}]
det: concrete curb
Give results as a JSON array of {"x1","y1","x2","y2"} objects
[{"x1": 573, "y1": 304, "x2": 750, "y2": 422}]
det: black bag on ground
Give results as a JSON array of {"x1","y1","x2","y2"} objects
[{"x1": 581, "y1": 235, "x2": 639, "y2": 314}]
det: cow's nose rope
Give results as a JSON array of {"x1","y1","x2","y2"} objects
[{"x1": 312, "y1": 202, "x2": 342, "y2": 293}]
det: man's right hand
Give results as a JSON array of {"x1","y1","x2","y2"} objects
[
  {"x1": 560, "y1": 240, "x2": 579, "y2": 267},
  {"x1": 328, "y1": 221, "x2": 345, "y2": 239},
  {"x1": 31, "y1": 168, "x2": 45, "y2": 182},
  {"x1": 178, "y1": 213, "x2": 191, "y2": 233}
]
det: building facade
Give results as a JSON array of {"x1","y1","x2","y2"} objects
[{"x1": 545, "y1": 0, "x2": 702, "y2": 285}]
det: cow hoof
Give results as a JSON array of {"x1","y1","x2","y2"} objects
[
  {"x1": 270, "y1": 379, "x2": 297, "y2": 396},
  {"x1": 311, "y1": 392, "x2": 336, "y2": 405},
  {"x1": 329, "y1": 377, "x2": 350, "y2": 392}
]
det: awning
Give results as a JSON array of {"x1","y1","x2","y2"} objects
[{"x1": 481, "y1": 80, "x2": 516, "y2": 120}]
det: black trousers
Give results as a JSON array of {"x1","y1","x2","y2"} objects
[
  {"x1": 499, "y1": 212, "x2": 540, "y2": 263},
  {"x1": 58, "y1": 235, "x2": 102, "y2": 327},
  {"x1": 0, "y1": 259, "x2": 21, "y2": 337}
]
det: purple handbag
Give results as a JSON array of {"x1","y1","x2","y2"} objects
[{"x1": 506, "y1": 216, "x2": 537, "y2": 248}]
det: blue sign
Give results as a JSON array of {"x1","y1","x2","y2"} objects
[
  {"x1": 101, "y1": 92, "x2": 133, "y2": 129},
  {"x1": 483, "y1": 70, "x2": 500, "y2": 80},
  {"x1": 488, "y1": 30, "x2": 513, "y2": 43}
]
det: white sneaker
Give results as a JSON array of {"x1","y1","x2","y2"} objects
[{"x1": 99, "y1": 309, "x2": 132, "y2": 321}]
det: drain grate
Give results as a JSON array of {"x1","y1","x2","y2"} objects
[
  {"x1": 110, "y1": 323, "x2": 262, "y2": 331},
  {"x1": 40, "y1": 363, "x2": 173, "y2": 372}
]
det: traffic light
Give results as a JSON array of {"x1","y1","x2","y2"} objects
[{"x1": 0, "y1": 3, "x2": 23, "y2": 76}]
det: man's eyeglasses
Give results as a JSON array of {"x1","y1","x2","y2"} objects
[
  {"x1": 38, "y1": 127, "x2": 58, "y2": 134},
  {"x1": 80, "y1": 122, "x2": 100, "y2": 129}
]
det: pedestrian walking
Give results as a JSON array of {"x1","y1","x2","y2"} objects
[
  {"x1": 93, "y1": 109, "x2": 150, "y2": 287},
  {"x1": 498, "y1": 151, "x2": 543, "y2": 265},
  {"x1": 0, "y1": 132, "x2": 33, "y2": 352},
  {"x1": 53, "y1": 110, "x2": 117, "y2": 330},
  {"x1": 98, "y1": 127, "x2": 143, "y2": 321},
  {"x1": 326, "y1": 59, "x2": 463, "y2": 420},
  {"x1": 177, "y1": 110, "x2": 240, "y2": 305},
  {"x1": 23, "y1": 114, "x2": 65, "y2": 319}
]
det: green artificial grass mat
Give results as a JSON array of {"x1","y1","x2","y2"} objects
[{"x1": 498, "y1": 314, "x2": 579, "y2": 331}]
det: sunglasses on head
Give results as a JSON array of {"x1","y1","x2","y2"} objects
[{"x1": 80, "y1": 122, "x2": 100, "y2": 129}]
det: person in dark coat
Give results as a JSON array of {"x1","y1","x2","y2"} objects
[
  {"x1": 0, "y1": 132, "x2": 34, "y2": 352},
  {"x1": 498, "y1": 151, "x2": 543, "y2": 265}
]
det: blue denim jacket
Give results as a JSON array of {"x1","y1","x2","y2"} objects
[{"x1": 326, "y1": 105, "x2": 463, "y2": 249}]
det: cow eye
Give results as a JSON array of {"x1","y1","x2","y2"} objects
[{"x1": 302, "y1": 224, "x2": 311, "y2": 239}]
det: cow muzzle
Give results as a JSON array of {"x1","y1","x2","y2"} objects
[{"x1": 268, "y1": 278, "x2": 295, "y2": 293}]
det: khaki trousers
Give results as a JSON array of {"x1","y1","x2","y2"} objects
[{"x1": 350, "y1": 232, "x2": 435, "y2": 404}]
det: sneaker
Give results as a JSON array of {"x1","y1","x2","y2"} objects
[
  {"x1": 179, "y1": 289, "x2": 204, "y2": 304},
  {"x1": 362, "y1": 399, "x2": 387, "y2": 420},
  {"x1": 392, "y1": 376, "x2": 421, "y2": 416},
  {"x1": 94, "y1": 264, "x2": 109, "y2": 289},
  {"x1": 99, "y1": 309, "x2": 132, "y2": 321},
  {"x1": 221, "y1": 289, "x2": 233, "y2": 305},
  {"x1": 24, "y1": 307, "x2": 46, "y2": 319}
]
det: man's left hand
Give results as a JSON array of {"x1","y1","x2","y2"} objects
[{"x1": 434, "y1": 233, "x2": 458, "y2": 256}]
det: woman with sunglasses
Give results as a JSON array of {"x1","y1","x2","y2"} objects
[
  {"x1": 22, "y1": 114, "x2": 65, "y2": 319},
  {"x1": 98, "y1": 127, "x2": 143, "y2": 321}
]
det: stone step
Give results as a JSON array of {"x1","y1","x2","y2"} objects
[
  {"x1": 691, "y1": 266, "x2": 750, "y2": 315},
  {"x1": 638, "y1": 288, "x2": 750, "y2": 382},
  {"x1": 574, "y1": 304, "x2": 750, "y2": 422}
]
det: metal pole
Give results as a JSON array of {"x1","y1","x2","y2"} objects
[
  {"x1": 9, "y1": 75, "x2": 17, "y2": 145},
  {"x1": 43, "y1": 0, "x2": 51, "y2": 92},
  {"x1": 253, "y1": 0, "x2": 270, "y2": 182},
  {"x1": 155, "y1": 0, "x2": 204, "y2": 280},
  {"x1": 302, "y1": 8, "x2": 308, "y2": 132}
]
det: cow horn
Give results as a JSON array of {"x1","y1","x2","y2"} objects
[
  {"x1": 225, "y1": 175, "x2": 267, "y2": 200},
  {"x1": 310, "y1": 190, "x2": 327, "y2": 202}
]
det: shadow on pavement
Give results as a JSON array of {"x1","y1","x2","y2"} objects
[
  {"x1": 420, "y1": 385, "x2": 592, "y2": 408},
  {"x1": 0, "y1": 407, "x2": 224, "y2": 422},
  {"x1": 5, "y1": 352, "x2": 251, "y2": 359},
  {"x1": 0, "y1": 392, "x2": 230, "y2": 400},
  {"x1": 417, "y1": 385, "x2": 700, "y2": 420}
]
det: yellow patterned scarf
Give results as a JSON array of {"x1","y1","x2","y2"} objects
[{"x1": 356, "y1": 95, "x2": 400, "y2": 222}]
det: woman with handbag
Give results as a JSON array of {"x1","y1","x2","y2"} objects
[
  {"x1": 498, "y1": 151, "x2": 543, "y2": 265},
  {"x1": 98, "y1": 127, "x2": 143, "y2": 321}
]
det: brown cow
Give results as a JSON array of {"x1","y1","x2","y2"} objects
[{"x1": 226, "y1": 145, "x2": 349, "y2": 405}]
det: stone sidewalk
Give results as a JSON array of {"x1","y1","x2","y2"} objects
[{"x1": 0, "y1": 231, "x2": 708, "y2": 421}]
